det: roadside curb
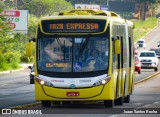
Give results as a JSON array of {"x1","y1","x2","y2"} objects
[
  {"x1": 0, "y1": 64, "x2": 33, "y2": 75},
  {"x1": 8, "y1": 102, "x2": 41, "y2": 109},
  {"x1": 144, "y1": 20, "x2": 159, "y2": 37},
  {"x1": 134, "y1": 71, "x2": 160, "y2": 85},
  {"x1": 0, "y1": 68, "x2": 25, "y2": 74}
]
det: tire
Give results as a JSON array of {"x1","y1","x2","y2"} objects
[
  {"x1": 61, "y1": 101, "x2": 71, "y2": 105},
  {"x1": 138, "y1": 70, "x2": 141, "y2": 74},
  {"x1": 41, "y1": 101, "x2": 51, "y2": 107},
  {"x1": 30, "y1": 79, "x2": 34, "y2": 84},
  {"x1": 154, "y1": 67, "x2": 158, "y2": 71},
  {"x1": 52, "y1": 101, "x2": 61, "y2": 105},
  {"x1": 114, "y1": 97, "x2": 123, "y2": 105},
  {"x1": 124, "y1": 95, "x2": 130, "y2": 103},
  {"x1": 104, "y1": 100, "x2": 113, "y2": 108}
]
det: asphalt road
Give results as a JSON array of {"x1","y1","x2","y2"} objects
[
  {"x1": 134, "y1": 63, "x2": 160, "y2": 82},
  {"x1": 134, "y1": 21, "x2": 160, "y2": 82},
  {"x1": 0, "y1": 69, "x2": 35, "y2": 109}
]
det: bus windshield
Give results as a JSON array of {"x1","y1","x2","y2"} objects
[{"x1": 38, "y1": 37, "x2": 109, "y2": 73}]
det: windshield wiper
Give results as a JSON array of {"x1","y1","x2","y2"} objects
[
  {"x1": 78, "y1": 38, "x2": 89, "y2": 61},
  {"x1": 56, "y1": 38, "x2": 66, "y2": 62}
]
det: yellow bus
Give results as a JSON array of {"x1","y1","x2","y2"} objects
[{"x1": 26, "y1": 9, "x2": 135, "y2": 108}]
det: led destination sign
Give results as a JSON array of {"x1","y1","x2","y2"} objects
[
  {"x1": 49, "y1": 23, "x2": 99, "y2": 30},
  {"x1": 41, "y1": 19, "x2": 106, "y2": 33}
]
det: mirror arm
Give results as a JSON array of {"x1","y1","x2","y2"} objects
[
  {"x1": 29, "y1": 38, "x2": 36, "y2": 42},
  {"x1": 112, "y1": 35, "x2": 120, "y2": 41}
]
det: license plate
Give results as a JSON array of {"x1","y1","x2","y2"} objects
[{"x1": 67, "y1": 92, "x2": 79, "y2": 97}]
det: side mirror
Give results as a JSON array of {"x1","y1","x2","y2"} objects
[
  {"x1": 28, "y1": 66, "x2": 32, "y2": 69},
  {"x1": 26, "y1": 42, "x2": 33, "y2": 57},
  {"x1": 114, "y1": 39, "x2": 121, "y2": 54},
  {"x1": 29, "y1": 38, "x2": 36, "y2": 42}
]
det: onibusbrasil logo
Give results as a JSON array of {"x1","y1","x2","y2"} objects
[{"x1": 1, "y1": 109, "x2": 42, "y2": 114}]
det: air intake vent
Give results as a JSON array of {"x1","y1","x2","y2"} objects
[{"x1": 110, "y1": 12, "x2": 120, "y2": 17}]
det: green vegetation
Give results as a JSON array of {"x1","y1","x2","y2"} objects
[
  {"x1": 0, "y1": 52, "x2": 21, "y2": 71},
  {"x1": 0, "y1": 0, "x2": 72, "y2": 71},
  {"x1": 133, "y1": 17, "x2": 158, "y2": 42},
  {"x1": 0, "y1": 9, "x2": 33, "y2": 71},
  {"x1": 23, "y1": 0, "x2": 73, "y2": 17}
]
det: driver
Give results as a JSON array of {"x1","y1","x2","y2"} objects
[{"x1": 86, "y1": 49, "x2": 103, "y2": 64}]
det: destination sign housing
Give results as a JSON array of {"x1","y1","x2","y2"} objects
[{"x1": 41, "y1": 19, "x2": 106, "y2": 33}]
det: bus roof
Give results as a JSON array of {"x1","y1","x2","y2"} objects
[
  {"x1": 39, "y1": 9, "x2": 134, "y2": 33},
  {"x1": 40, "y1": 9, "x2": 133, "y2": 25}
]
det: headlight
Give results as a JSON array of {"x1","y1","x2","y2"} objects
[
  {"x1": 35, "y1": 76, "x2": 53, "y2": 87},
  {"x1": 93, "y1": 76, "x2": 111, "y2": 87},
  {"x1": 152, "y1": 60, "x2": 157, "y2": 62}
]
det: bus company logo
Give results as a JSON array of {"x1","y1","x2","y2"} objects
[
  {"x1": 70, "y1": 79, "x2": 75, "y2": 83},
  {"x1": 51, "y1": 80, "x2": 64, "y2": 82},
  {"x1": 69, "y1": 84, "x2": 76, "y2": 89},
  {"x1": 79, "y1": 79, "x2": 91, "y2": 83},
  {"x1": 2, "y1": 109, "x2": 11, "y2": 114}
]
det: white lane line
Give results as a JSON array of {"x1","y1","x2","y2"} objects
[
  {"x1": 108, "y1": 115, "x2": 119, "y2": 117},
  {"x1": 132, "y1": 103, "x2": 143, "y2": 106},
  {"x1": 0, "y1": 84, "x2": 8, "y2": 86},
  {"x1": 143, "y1": 104, "x2": 151, "y2": 107},
  {"x1": 153, "y1": 101, "x2": 160, "y2": 104}
]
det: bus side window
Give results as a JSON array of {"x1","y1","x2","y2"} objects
[{"x1": 112, "y1": 41, "x2": 118, "y2": 72}]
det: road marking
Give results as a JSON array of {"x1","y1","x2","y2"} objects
[
  {"x1": 132, "y1": 103, "x2": 143, "y2": 105},
  {"x1": 0, "y1": 84, "x2": 7, "y2": 86},
  {"x1": 134, "y1": 71, "x2": 160, "y2": 85},
  {"x1": 9, "y1": 101, "x2": 41, "y2": 109},
  {"x1": 109, "y1": 115, "x2": 118, "y2": 117},
  {"x1": 153, "y1": 102, "x2": 160, "y2": 104},
  {"x1": 143, "y1": 104, "x2": 150, "y2": 107}
]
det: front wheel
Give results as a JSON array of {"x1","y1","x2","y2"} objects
[
  {"x1": 104, "y1": 100, "x2": 113, "y2": 108},
  {"x1": 138, "y1": 70, "x2": 141, "y2": 74},
  {"x1": 154, "y1": 67, "x2": 158, "y2": 71},
  {"x1": 42, "y1": 101, "x2": 51, "y2": 107},
  {"x1": 124, "y1": 95, "x2": 130, "y2": 103},
  {"x1": 114, "y1": 97, "x2": 123, "y2": 105}
]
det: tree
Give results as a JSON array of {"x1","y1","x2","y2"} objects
[
  {"x1": 23, "y1": 0, "x2": 73, "y2": 17},
  {"x1": 0, "y1": 1, "x2": 6, "y2": 9},
  {"x1": 0, "y1": 9, "x2": 14, "y2": 53},
  {"x1": 2, "y1": 0, "x2": 32, "y2": 10},
  {"x1": 66, "y1": 0, "x2": 109, "y2": 5},
  {"x1": 28, "y1": 16, "x2": 38, "y2": 38},
  {"x1": 135, "y1": 0, "x2": 158, "y2": 20},
  {"x1": 0, "y1": 8, "x2": 22, "y2": 70}
]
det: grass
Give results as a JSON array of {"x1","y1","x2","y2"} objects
[{"x1": 133, "y1": 17, "x2": 158, "y2": 42}]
